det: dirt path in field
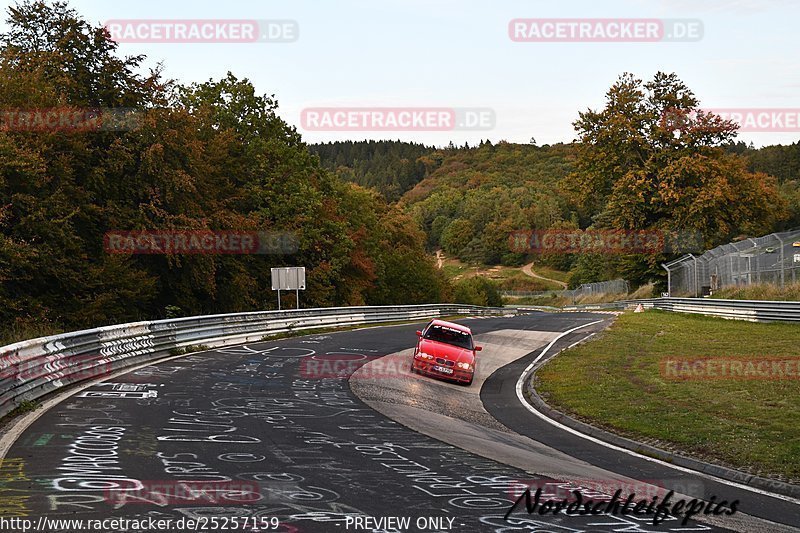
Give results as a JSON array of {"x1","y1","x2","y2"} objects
[{"x1": 522, "y1": 262, "x2": 568, "y2": 289}]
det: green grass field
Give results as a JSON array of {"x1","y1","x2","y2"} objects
[
  {"x1": 529, "y1": 264, "x2": 571, "y2": 284},
  {"x1": 536, "y1": 310, "x2": 800, "y2": 481}
]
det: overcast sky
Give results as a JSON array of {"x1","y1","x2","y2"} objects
[{"x1": 7, "y1": 0, "x2": 798, "y2": 147}]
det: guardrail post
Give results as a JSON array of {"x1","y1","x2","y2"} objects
[{"x1": 687, "y1": 254, "x2": 699, "y2": 297}]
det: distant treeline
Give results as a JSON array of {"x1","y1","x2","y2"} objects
[
  {"x1": 310, "y1": 140, "x2": 435, "y2": 201},
  {"x1": 726, "y1": 140, "x2": 800, "y2": 183}
]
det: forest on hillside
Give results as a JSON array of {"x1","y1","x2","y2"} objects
[
  {"x1": 313, "y1": 108, "x2": 798, "y2": 289},
  {"x1": 309, "y1": 140, "x2": 434, "y2": 202},
  {"x1": 0, "y1": 2, "x2": 453, "y2": 336}
]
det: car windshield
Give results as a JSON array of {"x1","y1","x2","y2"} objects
[{"x1": 423, "y1": 324, "x2": 473, "y2": 350}]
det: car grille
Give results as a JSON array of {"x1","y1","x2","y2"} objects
[{"x1": 435, "y1": 358, "x2": 455, "y2": 367}]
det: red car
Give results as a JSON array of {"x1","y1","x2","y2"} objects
[{"x1": 411, "y1": 319, "x2": 482, "y2": 385}]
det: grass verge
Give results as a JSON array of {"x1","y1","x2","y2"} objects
[
  {"x1": 169, "y1": 344, "x2": 210, "y2": 356},
  {"x1": 0, "y1": 399, "x2": 41, "y2": 428},
  {"x1": 529, "y1": 264, "x2": 571, "y2": 284},
  {"x1": 535, "y1": 309, "x2": 800, "y2": 482},
  {"x1": 710, "y1": 282, "x2": 800, "y2": 301}
]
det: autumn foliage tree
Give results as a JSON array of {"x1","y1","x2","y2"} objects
[
  {"x1": 570, "y1": 71, "x2": 785, "y2": 239},
  {"x1": 567, "y1": 72, "x2": 786, "y2": 284}
]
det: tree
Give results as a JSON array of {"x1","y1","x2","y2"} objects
[
  {"x1": 566, "y1": 72, "x2": 786, "y2": 280},
  {"x1": 0, "y1": 1, "x2": 450, "y2": 334},
  {"x1": 452, "y1": 277, "x2": 502, "y2": 307},
  {"x1": 440, "y1": 218, "x2": 474, "y2": 256}
]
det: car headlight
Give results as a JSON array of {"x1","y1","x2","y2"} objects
[
  {"x1": 458, "y1": 362, "x2": 473, "y2": 370},
  {"x1": 417, "y1": 352, "x2": 433, "y2": 360}
]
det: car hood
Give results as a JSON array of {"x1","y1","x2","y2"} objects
[{"x1": 418, "y1": 339, "x2": 474, "y2": 363}]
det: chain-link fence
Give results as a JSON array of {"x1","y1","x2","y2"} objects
[
  {"x1": 569, "y1": 279, "x2": 629, "y2": 297},
  {"x1": 663, "y1": 228, "x2": 800, "y2": 296},
  {"x1": 501, "y1": 279, "x2": 629, "y2": 300}
]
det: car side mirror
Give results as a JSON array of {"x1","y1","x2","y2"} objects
[
  {"x1": 416, "y1": 330, "x2": 422, "y2": 337},
  {"x1": 475, "y1": 345, "x2": 482, "y2": 351}
]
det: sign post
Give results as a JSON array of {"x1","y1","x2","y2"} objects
[{"x1": 271, "y1": 267, "x2": 306, "y2": 310}]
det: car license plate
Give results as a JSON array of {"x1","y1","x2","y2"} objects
[{"x1": 433, "y1": 365, "x2": 453, "y2": 374}]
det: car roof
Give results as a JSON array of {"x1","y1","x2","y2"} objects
[{"x1": 429, "y1": 319, "x2": 472, "y2": 334}]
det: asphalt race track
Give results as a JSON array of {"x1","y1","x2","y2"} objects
[{"x1": 3, "y1": 312, "x2": 798, "y2": 532}]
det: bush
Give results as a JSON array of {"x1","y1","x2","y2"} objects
[{"x1": 452, "y1": 277, "x2": 503, "y2": 307}]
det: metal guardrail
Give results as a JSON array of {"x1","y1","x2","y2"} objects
[
  {"x1": 547, "y1": 297, "x2": 800, "y2": 322},
  {"x1": 649, "y1": 297, "x2": 800, "y2": 322},
  {"x1": 0, "y1": 304, "x2": 506, "y2": 419},
  {"x1": 500, "y1": 290, "x2": 556, "y2": 297}
]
